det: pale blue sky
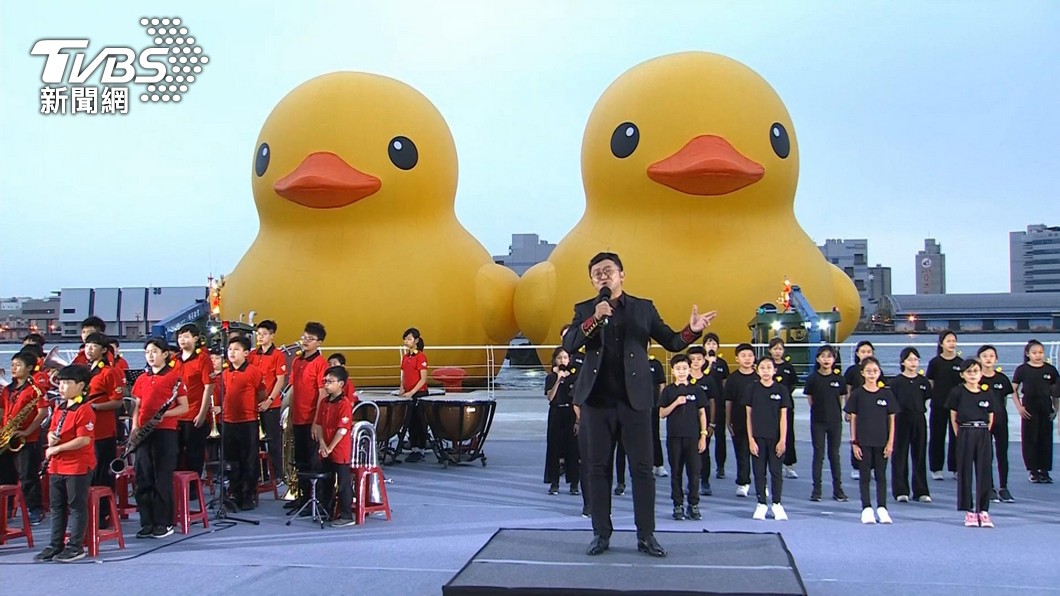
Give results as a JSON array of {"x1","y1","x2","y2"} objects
[{"x1": 1, "y1": 1, "x2": 1057, "y2": 297}]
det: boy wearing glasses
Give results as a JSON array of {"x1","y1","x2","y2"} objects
[
  {"x1": 288, "y1": 322, "x2": 328, "y2": 510},
  {"x1": 314, "y1": 366, "x2": 355, "y2": 527}
]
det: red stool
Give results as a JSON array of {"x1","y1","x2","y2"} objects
[
  {"x1": 40, "y1": 471, "x2": 50, "y2": 513},
  {"x1": 84, "y1": 486, "x2": 124, "y2": 556},
  {"x1": 172, "y1": 471, "x2": 208, "y2": 534},
  {"x1": 114, "y1": 469, "x2": 137, "y2": 520},
  {"x1": 352, "y1": 466, "x2": 391, "y2": 525},
  {"x1": 257, "y1": 452, "x2": 280, "y2": 500},
  {"x1": 432, "y1": 367, "x2": 467, "y2": 393},
  {"x1": 0, "y1": 484, "x2": 33, "y2": 547}
]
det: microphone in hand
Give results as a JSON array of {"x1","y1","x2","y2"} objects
[{"x1": 597, "y1": 287, "x2": 612, "y2": 326}]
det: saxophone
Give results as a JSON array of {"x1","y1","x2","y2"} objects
[
  {"x1": 109, "y1": 382, "x2": 180, "y2": 475},
  {"x1": 0, "y1": 392, "x2": 44, "y2": 454}
]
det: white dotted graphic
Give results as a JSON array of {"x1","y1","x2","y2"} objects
[{"x1": 139, "y1": 17, "x2": 207, "y2": 104}]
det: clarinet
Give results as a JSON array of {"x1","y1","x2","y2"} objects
[{"x1": 39, "y1": 407, "x2": 72, "y2": 479}]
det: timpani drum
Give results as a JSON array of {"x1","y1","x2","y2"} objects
[
  {"x1": 420, "y1": 395, "x2": 496, "y2": 467},
  {"x1": 353, "y1": 396, "x2": 411, "y2": 465}
]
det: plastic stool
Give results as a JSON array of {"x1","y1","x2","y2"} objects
[
  {"x1": 287, "y1": 472, "x2": 330, "y2": 529},
  {"x1": 257, "y1": 451, "x2": 279, "y2": 500},
  {"x1": 85, "y1": 486, "x2": 124, "y2": 556},
  {"x1": 172, "y1": 471, "x2": 209, "y2": 534},
  {"x1": 114, "y1": 469, "x2": 137, "y2": 520},
  {"x1": 353, "y1": 466, "x2": 391, "y2": 525},
  {"x1": 0, "y1": 484, "x2": 33, "y2": 547}
]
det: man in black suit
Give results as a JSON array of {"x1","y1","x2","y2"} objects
[{"x1": 563, "y1": 252, "x2": 716, "y2": 557}]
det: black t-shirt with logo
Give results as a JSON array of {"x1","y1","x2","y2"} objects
[
  {"x1": 845, "y1": 386, "x2": 899, "y2": 447},
  {"x1": 706, "y1": 356, "x2": 730, "y2": 383},
  {"x1": 773, "y1": 359, "x2": 799, "y2": 393},
  {"x1": 742, "y1": 381, "x2": 792, "y2": 441},
  {"x1": 545, "y1": 371, "x2": 574, "y2": 407},
  {"x1": 887, "y1": 373, "x2": 931, "y2": 415},
  {"x1": 946, "y1": 385, "x2": 998, "y2": 424},
  {"x1": 1013, "y1": 363, "x2": 1059, "y2": 404},
  {"x1": 804, "y1": 369, "x2": 846, "y2": 424},
  {"x1": 725, "y1": 370, "x2": 759, "y2": 432},
  {"x1": 689, "y1": 372, "x2": 719, "y2": 423},
  {"x1": 926, "y1": 355, "x2": 962, "y2": 409},
  {"x1": 659, "y1": 383, "x2": 707, "y2": 438}
]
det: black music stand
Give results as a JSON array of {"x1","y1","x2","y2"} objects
[{"x1": 205, "y1": 343, "x2": 259, "y2": 526}]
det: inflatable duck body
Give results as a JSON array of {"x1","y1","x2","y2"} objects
[
  {"x1": 515, "y1": 52, "x2": 860, "y2": 347},
  {"x1": 223, "y1": 72, "x2": 518, "y2": 384}
]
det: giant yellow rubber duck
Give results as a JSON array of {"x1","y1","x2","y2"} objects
[
  {"x1": 515, "y1": 52, "x2": 860, "y2": 349},
  {"x1": 222, "y1": 72, "x2": 518, "y2": 386}
]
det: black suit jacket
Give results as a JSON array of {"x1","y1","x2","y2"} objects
[{"x1": 562, "y1": 293, "x2": 700, "y2": 412}]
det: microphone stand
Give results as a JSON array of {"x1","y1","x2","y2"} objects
[{"x1": 206, "y1": 345, "x2": 259, "y2": 526}]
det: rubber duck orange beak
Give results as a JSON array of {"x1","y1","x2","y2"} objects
[
  {"x1": 647, "y1": 135, "x2": 764, "y2": 196},
  {"x1": 274, "y1": 152, "x2": 382, "y2": 209}
]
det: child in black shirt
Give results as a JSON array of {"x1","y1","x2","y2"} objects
[
  {"x1": 745, "y1": 357, "x2": 791, "y2": 521},
  {"x1": 803, "y1": 345, "x2": 847, "y2": 502},
  {"x1": 702, "y1": 333, "x2": 730, "y2": 480},
  {"x1": 659, "y1": 354, "x2": 708, "y2": 521},
  {"x1": 687, "y1": 346, "x2": 719, "y2": 496},
  {"x1": 725, "y1": 344, "x2": 758, "y2": 497},
  {"x1": 768, "y1": 338, "x2": 799, "y2": 478},
  {"x1": 926, "y1": 329, "x2": 962, "y2": 478},
  {"x1": 887, "y1": 347, "x2": 932, "y2": 503},
  {"x1": 845, "y1": 356, "x2": 898, "y2": 524},
  {"x1": 947, "y1": 359, "x2": 997, "y2": 527},
  {"x1": 544, "y1": 348, "x2": 580, "y2": 495},
  {"x1": 1012, "y1": 339, "x2": 1059, "y2": 484},
  {"x1": 845, "y1": 341, "x2": 878, "y2": 480},
  {"x1": 977, "y1": 345, "x2": 1015, "y2": 502}
]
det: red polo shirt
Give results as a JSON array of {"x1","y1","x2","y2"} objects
[
  {"x1": 86, "y1": 360, "x2": 125, "y2": 440},
  {"x1": 48, "y1": 401, "x2": 96, "y2": 476},
  {"x1": 72, "y1": 346, "x2": 89, "y2": 366},
  {"x1": 290, "y1": 351, "x2": 326, "y2": 425},
  {"x1": 175, "y1": 348, "x2": 213, "y2": 423},
  {"x1": 112, "y1": 354, "x2": 129, "y2": 375},
  {"x1": 315, "y1": 395, "x2": 353, "y2": 464},
  {"x1": 220, "y1": 361, "x2": 264, "y2": 423},
  {"x1": 1, "y1": 379, "x2": 48, "y2": 442},
  {"x1": 250, "y1": 345, "x2": 287, "y2": 410},
  {"x1": 343, "y1": 380, "x2": 359, "y2": 405},
  {"x1": 401, "y1": 352, "x2": 428, "y2": 393},
  {"x1": 131, "y1": 364, "x2": 186, "y2": 431}
]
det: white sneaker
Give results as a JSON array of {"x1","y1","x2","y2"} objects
[
  {"x1": 736, "y1": 484, "x2": 750, "y2": 497},
  {"x1": 771, "y1": 503, "x2": 788, "y2": 521},
  {"x1": 851, "y1": 469, "x2": 861, "y2": 480},
  {"x1": 931, "y1": 470, "x2": 944, "y2": 480},
  {"x1": 949, "y1": 471, "x2": 958, "y2": 480},
  {"x1": 918, "y1": 495, "x2": 933, "y2": 503},
  {"x1": 876, "y1": 507, "x2": 893, "y2": 524},
  {"x1": 753, "y1": 503, "x2": 768, "y2": 520},
  {"x1": 861, "y1": 507, "x2": 877, "y2": 524},
  {"x1": 784, "y1": 466, "x2": 798, "y2": 479},
  {"x1": 653, "y1": 466, "x2": 669, "y2": 477},
  {"x1": 896, "y1": 495, "x2": 910, "y2": 503}
]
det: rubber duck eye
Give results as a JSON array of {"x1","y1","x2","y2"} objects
[
  {"x1": 388, "y1": 136, "x2": 418, "y2": 170},
  {"x1": 254, "y1": 143, "x2": 270, "y2": 177},
  {"x1": 610, "y1": 122, "x2": 639, "y2": 159},
  {"x1": 769, "y1": 122, "x2": 790, "y2": 159}
]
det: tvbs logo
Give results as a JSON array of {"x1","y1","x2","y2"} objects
[{"x1": 31, "y1": 17, "x2": 208, "y2": 115}]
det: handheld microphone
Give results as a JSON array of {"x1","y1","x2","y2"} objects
[{"x1": 597, "y1": 287, "x2": 612, "y2": 326}]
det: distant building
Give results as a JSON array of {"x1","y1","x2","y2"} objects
[
  {"x1": 1010, "y1": 224, "x2": 1060, "y2": 293},
  {"x1": 915, "y1": 238, "x2": 946, "y2": 295},
  {"x1": 493, "y1": 233, "x2": 556, "y2": 276},
  {"x1": 0, "y1": 297, "x2": 60, "y2": 341},
  {"x1": 881, "y1": 293, "x2": 1060, "y2": 333},
  {"x1": 819, "y1": 239, "x2": 885, "y2": 320},
  {"x1": 58, "y1": 286, "x2": 206, "y2": 340},
  {"x1": 867, "y1": 264, "x2": 892, "y2": 307}
]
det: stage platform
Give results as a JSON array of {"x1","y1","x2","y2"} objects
[{"x1": 444, "y1": 529, "x2": 805, "y2": 595}]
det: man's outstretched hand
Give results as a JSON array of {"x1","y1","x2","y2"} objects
[{"x1": 690, "y1": 305, "x2": 718, "y2": 333}]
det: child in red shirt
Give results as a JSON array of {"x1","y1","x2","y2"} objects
[
  {"x1": 313, "y1": 365, "x2": 355, "y2": 527},
  {"x1": 400, "y1": 328, "x2": 429, "y2": 462},
  {"x1": 327, "y1": 353, "x2": 359, "y2": 405}
]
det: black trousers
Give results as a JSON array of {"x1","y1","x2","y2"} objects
[
  {"x1": 714, "y1": 402, "x2": 727, "y2": 476},
  {"x1": 929, "y1": 407, "x2": 955, "y2": 472},
  {"x1": 699, "y1": 432, "x2": 712, "y2": 489},
  {"x1": 223, "y1": 420, "x2": 260, "y2": 504},
  {"x1": 892, "y1": 412, "x2": 929, "y2": 499},
  {"x1": 577, "y1": 416, "x2": 591, "y2": 510},
  {"x1": 407, "y1": 391, "x2": 430, "y2": 450},
  {"x1": 731, "y1": 423, "x2": 751, "y2": 486},
  {"x1": 134, "y1": 429, "x2": 177, "y2": 528},
  {"x1": 259, "y1": 408, "x2": 283, "y2": 483},
  {"x1": 1021, "y1": 402, "x2": 1054, "y2": 472},
  {"x1": 319, "y1": 459, "x2": 352, "y2": 519},
  {"x1": 783, "y1": 403, "x2": 797, "y2": 466},
  {"x1": 957, "y1": 426, "x2": 992, "y2": 512},
  {"x1": 614, "y1": 432, "x2": 626, "y2": 485},
  {"x1": 293, "y1": 423, "x2": 320, "y2": 501},
  {"x1": 0, "y1": 451, "x2": 16, "y2": 485},
  {"x1": 544, "y1": 406, "x2": 580, "y2": 485},
  {"x1": 667, "y1": 437, "x2": 700, "y2": 506},
  {"x1": 49, "y1": 472, "x2": 91, "y2": 550},
  {"x1": 177, "y1": 420, "x2": 210, "y2": 477},
  {"x1": 751, "y1": 437, "x2": 782, "y2": 505},
  {"x1": 858, "y1": 446, "x2": 888, "y2": 509},
  {"x1": 92, "y1": 438, "x2": 117, "y2": 490},
  {"x1": 14, "y1": 442, "x2": 43, "y2": 513},
  {"x1": 583, "y1": 400, "x2": 654, "y2": 540},
  {"x1": 810, "y1": 421, "x2": 843, "y2": 492},
  {"x1": 991, "y1": 409, "x2": 1009, "y2": 488},
  {"x1": 651, "y1": 407, "x2": 664, "y2": 468}
]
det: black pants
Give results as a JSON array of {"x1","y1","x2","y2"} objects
[
  {"x1": 259, "y1": 408, "x2": 283, "y2": 483},
  {"x1": 407, "y1": 391, "x2": 430, "y2": 450},
  {"x1": 0, "y1": 451, "x2": 16, "y2": 485},
  {"x1": 651, "y1": 407, "x2": 664, "y2": 468},
  {"x1": 578, "y1": 416, "x2": 591, "y2": 510},
  {"x1": 223, "y1": 421, "x2": 260, "y2": 504},
  {"x1": 957, "y1": 426, "x2": 992, "y2": 512},
  {"x1": 667, "y1": 437, "x2": 700, "y2": 506},
  {"x1": 14, "y1": 442, "x2": 43, "y2": 513},
  {"x1": 583, "y1": 400, "x2": 654, "y2": 540},
  {"x1": 48, "y1": 472, "x2": 91, "y2": 550},
  {"x1": 783, "y1": 403, "x2": 797, "y2": 466},
  {"x1": 714, "y1": 402, "x2": 728, "y2": 476},
  {"x1": 177, "y1": 420, "x2": 210, "y2": 477},
  {"x1": 699, "y1": 432, "x2": 712, "y2": 489},
  {"x1": 134, "y1": 429, "x2": 177, "y2": 529},
  {"x1": 751, "y1": 437, "x2": 782, "y2": 505},
  {"x1": 892, "y1": 412, "x2": 929, "y2": 499},
  {"x1": 92, "y1": 438, "x2": 117, "y2": 490},
  {"x1": 614, "y1": 432, "x2": 626, "y2": 485},
  {"x1": 544, "y1": 405, "x2": 580, "y2": 485},
  {"x1": 1021, "y1": 402, "x2": 1054, "y2": 472},
  {"x1": 858, "y1": 446, "x2": 888, "y2": 509},
  {"x1": 319, "y1": 459, "x2": 352, "y2": 519},
  {"x1": 731, "y1": 424, "x2": 751, "y2": 486},
  {"x1": 811, "y1": 421, "x2": 843, "y2": 492},
  {"x1": 293, "y1": 423, "x2": 320, "y2": 501},
  {"x1": 991, "y1": 409, "x2": 1009, "y2": 488},
  {"x1": 929, "y1": 407, "x2": 953, "y2": 472}
]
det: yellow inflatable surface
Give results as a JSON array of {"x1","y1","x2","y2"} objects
[
  {"x1": 515, "y1": 52, "x2": 860, "y2": 349},
  {"x1": 222, "y1": 72, "x2": 518, "y2": 386}
]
